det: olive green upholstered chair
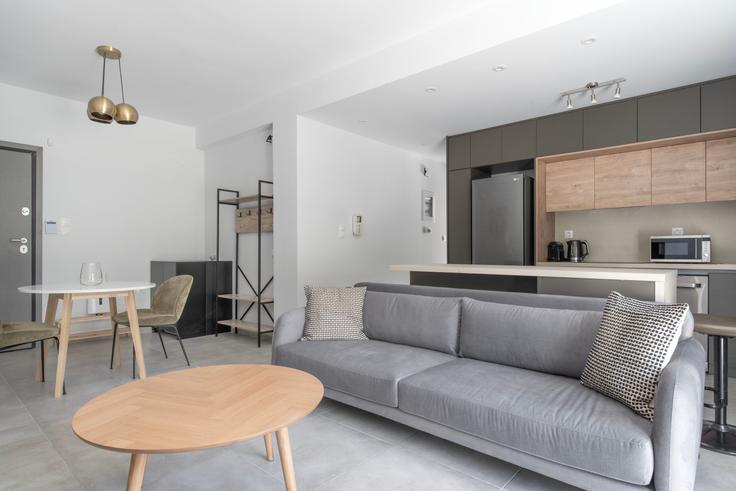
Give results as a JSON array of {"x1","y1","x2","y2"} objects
[
  {"x1": 110, "y1": 275, "x2": 193, "y2": 377},
  {"x1": 0, "y1": 321, "x2": 60, "y2": 383}
]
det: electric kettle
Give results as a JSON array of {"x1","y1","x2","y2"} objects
[{"x1": 566, "y1": 240, "x2": 590, "y2": 263}]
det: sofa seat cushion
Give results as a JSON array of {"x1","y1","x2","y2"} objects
[
  {"x1": 275, "y1": 340, "x2": 455, "y2": 407},
  {"x1": 398, "y1": 359, "x2": 653, "y2": 485}
]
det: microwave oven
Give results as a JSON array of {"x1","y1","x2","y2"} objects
[{"x1": 650, "y1": 235, "x2": 711, "y2": 263}]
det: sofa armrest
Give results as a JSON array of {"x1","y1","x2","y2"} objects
[
  {"x1": 271, "y1": 307, "x2": 305, "y2": 365},
  {"x1": 652, "y1": 337, "x2": 706, "y2": 491}
]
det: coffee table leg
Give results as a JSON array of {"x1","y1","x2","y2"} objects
[
  {"x1": 264, "y1": 433, "x2": 274, "y2": 461},
  {"x1": 126, "y1": 453, "x2": 148, "y2": 491},
  {"x1": 276, "y1": 427, "x2": 297, "y2": 491}
]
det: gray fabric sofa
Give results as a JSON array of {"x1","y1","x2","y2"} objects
[{"x1": 272, "y1": 283, "x2": 705, "y2": 491}]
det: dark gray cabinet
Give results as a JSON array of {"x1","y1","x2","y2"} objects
[
  {"x1": 470, "y1": 128, "x2": 502, "y2": 167},
  {"x1": 537, "y1": 111, "x2": 583, "y2": 156},
  {"x1": 702, "y1": 77, "x2": 736, "y2": 132},
  {"x1": 502, "y1": 120, "x2": 537, "y2": 161},
  {"x1": 638, "y1": 86, "x2": 700, "y2": 141},
  {"x1": 448, "y1": 169, "x2": 472, "y2": 264},
  {"x1": 447, "y1": 134, "x2": 470, "y2": 170},
  {"x1": 150, "y1": 261, "x2": 232, "y2": 338},
  {"x1": 708, "y1": 272, "x2": 736, "y2": 376},
  {"x1": 583, "y1": 100, "x2": 637, "y2": 150}
]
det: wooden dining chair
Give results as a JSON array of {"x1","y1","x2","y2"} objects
[
  {"x1": 110, "y1": 275, "x2": 194, "y2": 377},
  {"x1": 0, "y1": 321, "x2": 61, "y2": 385}
]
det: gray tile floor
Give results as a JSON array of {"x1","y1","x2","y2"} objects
[{"x1": 0, "y1": 332, "x2": 733, "y2": 490}]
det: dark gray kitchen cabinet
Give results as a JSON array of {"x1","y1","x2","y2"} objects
[
  {"x1": 708, "y1": 272, "x2": 736, "y2": 376},
  {"x1": 502, "y1": 120, "x2": 537, "y2": 161},
  {"x1": 470, "y1": 128, "x2": 502, "y2": 167},
  {"x1": 537, "y1": 111, "x2": 583, "y2": 156},
  {"x1": 448, "y1": 169, "x2": 472, "y2": 264},
  {"x1": 447, "y1": 134, "x2": 471, "y2": 170},
  {"x1": 702, "y1": 77, "x2": 736, "y2": 132},
  {"x1": 638, "y1": 86, "x2": 700, "y2": 141},
  {"x1": 583, "y1": 100, "x2": 637, "y2": 150}
]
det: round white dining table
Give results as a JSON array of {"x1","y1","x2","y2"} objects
[{"x1": 18, "y1": 281, "x2": 155, "y2": 399}]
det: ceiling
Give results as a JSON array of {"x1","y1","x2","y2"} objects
[
  {"x1": 305, "y1": 0, "x2": 736, "y2": 159},
  {"x1": 0, "y1": 0, "x2": 488, "y2": 125}
]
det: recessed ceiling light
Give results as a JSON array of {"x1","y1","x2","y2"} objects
[
  {"x1": 492, "y1": 64, "x2": 507, "y2": 72},
  {"x1": 580, "y1": 37, "x2": 597, "y2": 46},
  {"x1": 358, "y1": 120, "x2": 368, "y2": 123},
  {"x1": 424, "y1": 86, "x2": 438, "y2": 93}
]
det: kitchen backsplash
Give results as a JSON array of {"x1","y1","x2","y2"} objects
[{"x1": 554, "y1": 200, "x2": 736, "y2": 263}]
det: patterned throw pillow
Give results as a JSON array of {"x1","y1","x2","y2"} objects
[
  {"x1": 302, "y1": 286, "x2": 368, "y2": 341},
  {"x1": 580, "y1": 291, "x2": 689, "y2": 420}
]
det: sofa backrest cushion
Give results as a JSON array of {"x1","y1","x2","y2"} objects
[
  {"x1": 363, "y1": 291, "x2": 461, "y2": 355},
  {"x1": 460, "y1": 298, "x2": 603, "y2": 378}
]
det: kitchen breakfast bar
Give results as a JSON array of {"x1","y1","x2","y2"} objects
[{"x1": 390, "y1": 264, "x2": 678, "y2": 303}]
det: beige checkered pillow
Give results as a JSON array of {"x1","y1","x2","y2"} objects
[{"x1": 302, "y1": 286, "x2": 368, "y2": 341}]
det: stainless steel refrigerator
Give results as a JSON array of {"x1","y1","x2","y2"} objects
[{"x1": 472, "y1": 173, "x2": 534, "y2": 265}]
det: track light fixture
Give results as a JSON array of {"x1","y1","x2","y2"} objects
[
  {"x1": 87, "y1": 46, "x2": 138, "y2": 124},
  {"x1": 561, "y1": 78, "x2": 625, "y2": 109}
]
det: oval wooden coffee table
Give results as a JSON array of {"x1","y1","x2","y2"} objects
[{"x1": 72, "y1": 364, "x2": 323, "y2": 490}]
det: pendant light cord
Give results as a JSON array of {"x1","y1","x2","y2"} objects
[
  {"x1": 118, "y1": 58, "x2": 126, "y2": 103},
  {"x1": 101, "y1": 54, "x2": 107, "y2": 96}
]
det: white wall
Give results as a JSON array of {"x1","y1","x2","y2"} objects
[
  {"x1": 0, "y1": 82, "x2": 205, "y2": 332},
  {"x1": 204, "y1": 126, "x2": 274, "y2": 325},
  {"x1": 296, "y1": 118, "x2": 446, "y2": 303}
]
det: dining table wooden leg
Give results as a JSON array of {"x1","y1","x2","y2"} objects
[
  {"x1": 264, "y1": 433, "x2": 274, "y2": 461},
  {"x1": 109, "y1": 297, "x2": 121, "y2": 368},
  {"x1": 126, "y1": 453, "x2": 148, "y2": 491},
  {"x1": 36, "y1": 294, "x2": 60, "y2": 382},
  {"x1": 54, "y1": 294, "x2": 72, "y2": 399},
  {"x1": 126, "y1": 291, "x2": 146, "y2": 378},
  {"x1": 276, "y1": 427, "x2": 297, "y2": 491}
]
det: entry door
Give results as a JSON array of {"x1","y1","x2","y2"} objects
[{"x1": 0, "y1": 148, "x2": 34, "y2": 321}]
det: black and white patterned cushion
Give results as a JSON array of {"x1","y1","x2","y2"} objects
[
  {"x1": 302, "y1": 286, "x2": 368, "y2": 341},
  {"x1": 580, "y1": 291, "x2": 689, "y2": 420}
]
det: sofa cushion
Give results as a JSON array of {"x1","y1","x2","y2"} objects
[
  {"x1": 460, "y1": 298, "x2": 603, "y2": 378},
  {"x1": 275, "y1": 340, "x2": 454, "y2": 407},
  {"x1": 398, "y1": 358, "x2": 653, "y2": 485},
  {"x1": 363, "y1": 291, "x2": 461, "y2": 355}
]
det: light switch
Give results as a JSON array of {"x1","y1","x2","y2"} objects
[
  {"x1": 45, "y1": 220, "x2": 58, "y2": 234},
  {"x1": 672, "y1": 227, "x2": 684, "y2": 235}
]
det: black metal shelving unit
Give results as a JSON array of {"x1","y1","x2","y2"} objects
[{"x1": 214, "y1": 180, "x2": 274, "y2": 347}]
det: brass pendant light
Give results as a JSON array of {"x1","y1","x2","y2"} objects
[{"x1": 87, "y1": 45, "x2": 138, "y2": 125}]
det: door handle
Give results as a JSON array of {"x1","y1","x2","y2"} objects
[
  {"x1": 9, "y1": 237, "x2": 28, "y2": 244},
  {"x1": 677, "y1": 283, "x2": 702, "y2": 289}
]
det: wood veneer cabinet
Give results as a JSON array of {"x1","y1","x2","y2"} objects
[
  {"x1": 707, "y1": 137, "x2": 736, "y2": 201},
  {"x1": 651, "y1": 142, "x2": 706, "y2": 205},
  {"x1": 594, "y1": 150, "x2": 652, "y2": 209},
  {"x1": 544, "y1": 158, "x2": 594, "y2": 212}
]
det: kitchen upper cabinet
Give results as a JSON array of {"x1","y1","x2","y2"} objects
[
  {"x1": 448, "y1": 169, "x2": 472, "y2": 264},
  {"x1": 702, "y1": 77, "x2": 736, "y2": 132},
  {"x1": 706, "y1": 137, "x2": 736, "y2": 202},
  {"x1": 537, "y1": 111, "x2": 583, "y2": 157},
  {"x1": 470, "y1": 128, "x2": 502, "y2": 167},
  {"x1": 502, "y1": 120, "x2": 537, "y2": 161},
  {"x1": 594, "y1": 149, "x2": 651, "y2": 209},
  {"x1": 545, "y1": 158, "x2": 595, "y2": 212},
  {"x1": 583, "y1": 100, "x2": 637, "y2": 150},
  {"x1": 638, "y1": 86, "x2": 701, "y2": 141},
  {"x1": 651, "y1": 142, "x2": 706, "y2": 205},
  {"x1": 447, "y1": 134, "x2": 471, "y2": 170}
]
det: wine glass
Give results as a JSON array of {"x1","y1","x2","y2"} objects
[{"x1": 80, "y1": 262, "x2": 103, "y2": 286}]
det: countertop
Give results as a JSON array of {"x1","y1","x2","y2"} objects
[{"x1": 536, "y1": 262, "x2": 736, "y2": 271}]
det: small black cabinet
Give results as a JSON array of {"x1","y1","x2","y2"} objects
[
  {"x1": 537, "y1": 111, "x2": 583, "y2": 156},
  {"x1": 470, "y1": 128, "x2": 502, "y2": 167},
  {"x1": 150, "y1": 261, "x2": 232, "y2": 339},
  {"x1": 447, "y1": 134, "x2": 471, "y2": 170},
  {"x1": 638, "y1": 86, "x2": 700, "y2": 141},
  {"x1": 448, "y1": 169, "x2": 472, "y2": 264},
  {"x1": 583, "y1": 100, "x2": 637, "y2": 150},
  {"x1": 702, "y1": 77, "x2": 736, "y2": 132},
  {"x1": 502, "y1": 120, "x2": 537, "y2": 162}
]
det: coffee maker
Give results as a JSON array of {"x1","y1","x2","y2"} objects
[
  {"x1": 567, "y1": 240, "x2": 590, "y2": 263},
  {"x1": 547, "y1": 241, "x2": 566, "y2": 262}
]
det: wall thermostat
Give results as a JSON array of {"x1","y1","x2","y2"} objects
[{"x1": 352, "y1": 215, "x2": 362, "y2": 236}]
